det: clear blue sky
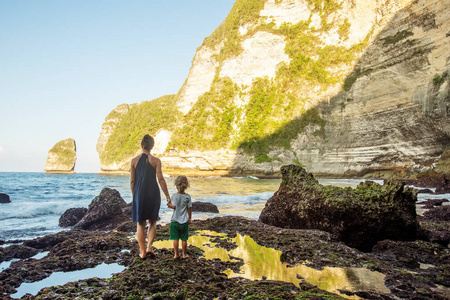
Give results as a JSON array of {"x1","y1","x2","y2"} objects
[{"x1": 0, "y1": 0, "x2": 235, "y2": 173}]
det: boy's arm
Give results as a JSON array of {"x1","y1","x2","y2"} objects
[
  {"x1": 187, "y1": 207, "x2": 192, "y2": 223},
  {"x1": 167, "y1": 194, "x2": 176, "y2": 209}
]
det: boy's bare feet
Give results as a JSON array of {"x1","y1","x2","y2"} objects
[
  {"x1": 139, "y1": 251, "x2": 146, "y2": 259},
  {"x1": 182, "y1": 255, "x2": 189, "y2": 259},
  {"x1": 174, "y1": 255, "x2": 181, "y2": 259}
]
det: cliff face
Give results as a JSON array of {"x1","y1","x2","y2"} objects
[
  {"x1": 98, "y1": 0, "x2": 450, "y2": 176},
  {"x1": 44, "y1": 138, "x2": 77, "y2": 173}
]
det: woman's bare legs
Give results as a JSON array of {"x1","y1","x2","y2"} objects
[
  {"x1": 137, "y1": 221, "x2": 147, "y2": 259},
  {"x1": 146, "y1": 219, "x2": 157, "y2": 256}
]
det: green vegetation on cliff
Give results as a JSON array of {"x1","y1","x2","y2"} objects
[
  {"x1": 101, "y1": 0, "x2": 376, "y2": 165},
  {"x1": 100, "y1": 95, "x2": 180, "y2": 165},
  {"x1": 49, "y1": 138, "x2": 76, "y2": 167},
  {"x1": 169, "y1": 77, "x2": 240, "y2": 151}
]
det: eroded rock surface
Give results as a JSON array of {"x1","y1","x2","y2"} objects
[
  {"x1": 0, "y1": 216, "x2": 449, "y2": 299},
  {"x1": 74, "y1": 188, "x2": 128, "y2": 230},
  {"x1": 59, "y1": 207, "x2": 88, "y2": 227},
  {"x1": 259, "y1": 165, "x2": 419, "y2": 251}
]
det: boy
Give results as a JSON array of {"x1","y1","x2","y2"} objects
[{"x1": 167, "y1": 175, "x2": 192, "y2": 259}]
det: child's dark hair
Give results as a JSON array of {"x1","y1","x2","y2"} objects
[{"x1": 174, "y1": 175, "x2": 189, "y2": 193}]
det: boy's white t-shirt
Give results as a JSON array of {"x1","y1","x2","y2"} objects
[{"x1": 170, "y1": 193, "x2": 192, "y2": 224}]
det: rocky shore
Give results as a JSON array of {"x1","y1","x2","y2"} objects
[{"x1": 1, "y1": 168, "x2": 449, "y2": 299}]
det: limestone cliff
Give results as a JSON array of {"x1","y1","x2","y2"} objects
[
  {"x1": 98, "y1": 0, "x2": 450, "y2": 176},
  {"x1": 44, "y1": 138, "x2": 77, "y2": 173}
]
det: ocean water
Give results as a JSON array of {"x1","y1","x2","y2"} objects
[
  {"x1": 0, "y1": 172, "x2": 446, "y2": 241},
  {"x1": 0, "y1": 172, "x2": 281, "y2": 241}
]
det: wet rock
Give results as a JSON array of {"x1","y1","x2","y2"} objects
[
  {"x1": 74, "y1": 188, "x2": 129, "y2": 231},
  {"x1": 414, "y1": 170, "x2": 450, "y2": 194},
  {"x1": 0, "y1": 193, "x2": 11, "y2": 203},
  {"x1": 259, "y1": 165, "x2": 419, "y2": 251},
  {"x1": 417, "y1": 188, "x2": 435, "y2": 194},
  {"x1": 0, "y1": 230, "x2": 134, "y2": 296},
  {"x1": 59, "y1": 207, "x2": 88, "y2": 227},
  {"x1": 22, "y1": 230, "x2": 95, "y2": 251},
  {"x1": 0, "y1": 244, "x2": 40, "y2": 262},
  {"x1": 2, "y1": 216, "x2": 450, "y2": 299},
  {"x1": 420, "y1": 198, "x2": 449, "y2": 209},
  {"x1": 114, "y1": 220, "x2": 135, "y2": 233},
  {"x1": 419, "y1": 206, "x2": 450, "y2": 246},
  {"x1": 423, "y1": 205, "x2": 450, "y2": 222},
  {"x1": 192, "y1": 201, "x2": 219, "y2": 213},
  {"x1": 122, "y1": 202, "x2": 132, "y2": 218}
]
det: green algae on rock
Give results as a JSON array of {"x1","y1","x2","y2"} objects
[
  {"x1": 155, "y1": 230, "x2": 390, "y2": 298},
  {"x1": 259, "y1": 165, "x2": 419, "y2": 251},
  {"x1": 44, "y1": 138, "x2": 76, "y2": 174}
]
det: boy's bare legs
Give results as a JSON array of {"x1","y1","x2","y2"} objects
[
  {"x1": 173, "y1": 240, "x2": 180, "y2": 258},
  {"x1": 137, "y1": 221, "x2": 147, "y2": 259},
  {"x1": 146, "y1": 220, "x2": 157, "y2": 256},
  {"x1": 182, "y1": 240, "x2": 188, "y2": 258}
]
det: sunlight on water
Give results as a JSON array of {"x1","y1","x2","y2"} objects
[{"x1": 154, "y1": 231, "x2": 389, "y2": 299}]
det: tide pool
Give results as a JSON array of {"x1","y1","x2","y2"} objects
[{"x1": 153, "y1": 230, "x2": 389, "y2": 299}]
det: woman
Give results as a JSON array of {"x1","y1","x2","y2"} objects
[{"x1": 131, "y1": 134, "x2": 171, "y2": 259}]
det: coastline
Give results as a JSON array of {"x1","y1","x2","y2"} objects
[{"x1": 1, "y1": 171, "x2": 449, "y2": 299}]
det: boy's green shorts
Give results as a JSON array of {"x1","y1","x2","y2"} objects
[{"x1": 170, "y1": 222, "x2": 189, "y2": 241}]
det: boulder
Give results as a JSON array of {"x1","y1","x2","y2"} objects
[
  {"x1": 259, "y1": 165, "x2": 419, "y2": 252},
  {"x1": 59, "y1": 207, "x2": 88, "y2": 227},
  {"x1": 192, "y1": 201, "x2": 219, "y2": 213},
  {"x1": 74, "y1": 188, "x2": 128, "y2": 230},
  {"x1": 0, "y1": 193, "x2": 11, "y2": 203}
]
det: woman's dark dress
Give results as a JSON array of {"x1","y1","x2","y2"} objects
[{"x1": 132, "y1": 154, "x2": 161, "y2": 222}]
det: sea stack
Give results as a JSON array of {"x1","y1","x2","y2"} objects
[{"x1": 44, "y1": 138, "x2": 77, "y2": 173}]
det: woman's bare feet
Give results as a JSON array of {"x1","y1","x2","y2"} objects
[
  {"x1": 146, "y1": 249, "x2": 156, "y2": 258},
  {"x1": 139, "y1": 250, "x2": 146, "y2": 259},
  {"x1": 182, "y1": 254, "x2": 189, "y2": 259},
  {"x1": 174, "y1": 255, "x2": 181, "y2": 259}
]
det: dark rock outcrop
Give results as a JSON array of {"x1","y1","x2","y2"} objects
[
  {"x1": 259, "y1": 165, "x2": 419, "y2": 251},
  {"x1": 59, "y1": 207, "x2": 88, "y2": 227},
  {"x1": 192, "y1": 201, "x2": 219, "y2": 213},
  {"x1": 413, "y1": 170, "x2": 450, "y2": 194},
  {"x1": 0, "y1": 245, "x2": 40, "y2": 262},
  {"x1": 419, "y1": 206, "x2": 450, "y2": 246},
  {"x1": 1, "y1": 216, "x2": 449, "y2": 299},
  {"x1": 417, "y1": 188, "x2": 435, "y2": 194},
  {"x1": 74, "y1": 188, "x2": 128, "y2": 230},
  {"x1": 420, "y1": 198, "x2": 449, "y2": 209},
  {"x1": 0, "y1": 193, "x2": 11, "y2": 203}
]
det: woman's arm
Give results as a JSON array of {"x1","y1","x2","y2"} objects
[
  {"x1": 155, "y1": 157, "x2": 171, "y2": 203},
  {"x1": 130, "y1": 158, "x2": 136, "y2": 196}
]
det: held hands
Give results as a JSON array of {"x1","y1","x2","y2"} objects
[{"x1": 166, "y1": 197, "x2": 175, "y2": 209}]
